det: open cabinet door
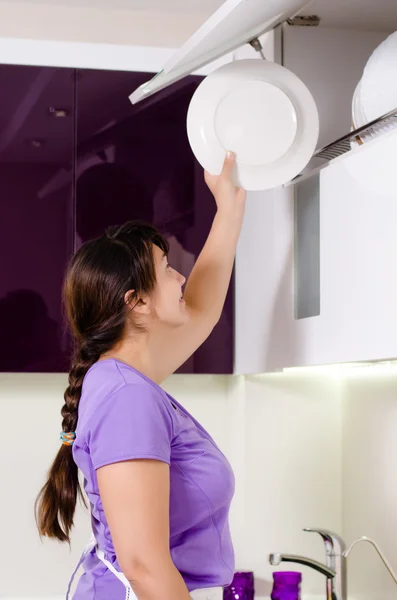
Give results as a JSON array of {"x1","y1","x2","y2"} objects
[{"x1": 129, "y1": 0, "x2": 312, "y2": 104}]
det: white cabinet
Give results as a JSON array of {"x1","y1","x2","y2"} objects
[
  {"x1": 303, "y1": 131, "x2": 397, "y2": 368},
  {"x1": 233, "y1": 24, "x2": 397, "y2": 373},
  {"x1": 234, "y1": 130, "x2": 397, "y2": 374}
]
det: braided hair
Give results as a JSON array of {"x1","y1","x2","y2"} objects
[{"x1": 35, "y1": 221, "x2": 168, "y2": 542}]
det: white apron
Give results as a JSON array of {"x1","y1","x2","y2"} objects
[{"x1": 66, "y1": 537, "x2": 223, "y2": 600}]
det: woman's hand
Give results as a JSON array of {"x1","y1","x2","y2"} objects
[{"x1": 204, "y1": 151, "x2": 246, "y2": 218}]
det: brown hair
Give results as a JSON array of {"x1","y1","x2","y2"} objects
[{"x1": 35, "y1": 221, "x2": 168, "y2": 543}]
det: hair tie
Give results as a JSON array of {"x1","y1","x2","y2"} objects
[{"x1": 60, "y1": 431, "x2": 76, "y2": 446}]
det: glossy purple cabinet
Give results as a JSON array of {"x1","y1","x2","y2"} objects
[
  {"x1": 0, "y1": 65, "x2": 74, "y2": 372},
  {"x1": 0, "y1": 65, "x2": 233, "y2": 374}
]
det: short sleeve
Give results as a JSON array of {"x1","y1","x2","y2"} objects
[{"x1": 87, "y1": 383, "x2": 173, "y2": 470}]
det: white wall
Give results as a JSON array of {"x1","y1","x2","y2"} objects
[
  {"x1": 0, "y1": 372, "x2": 342, "y2": 600},
  {"x1": 342, "y1": 369, "x2": 397, "y2": 600},
  {"x1": 236, "y1": 374, "x2": 342, "y2": 598}
]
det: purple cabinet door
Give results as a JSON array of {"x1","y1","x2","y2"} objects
[
  {"x1": 75, "y1": 69, "x2": 233, "y2": 374},
  {"x1": 0, "y1": 65, "x2": 74, "y2": 372}
]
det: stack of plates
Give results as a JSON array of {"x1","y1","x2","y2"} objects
[
  {"x1": 347, "y1": 31, "x2": 397, "y2": 196},
  {"x1": 352, "y1": 31, "x2": 397, "y2": 144}
]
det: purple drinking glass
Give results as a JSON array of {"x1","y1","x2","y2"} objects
[
  {"x1": 223, "y1": 571, "x2": 254, "y2": 600},
  {"x1": 270, "y1": 571, "x2": 302, "y2": 600}
]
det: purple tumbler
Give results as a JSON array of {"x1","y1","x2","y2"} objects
[
  {"x1": 270, "y1": 571, "x2": 302, "y2": 600},
  {"x1": 223, "y1": 571, "x2": 254, "y2": 600}
]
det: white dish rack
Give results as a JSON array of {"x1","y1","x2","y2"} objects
[{"x1": 288, "y1": 105, "x2": 397, "y2": 185}]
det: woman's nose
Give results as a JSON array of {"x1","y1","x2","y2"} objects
[{"x1": 177, "y1": 271, "x2": 186, "y2": 286}]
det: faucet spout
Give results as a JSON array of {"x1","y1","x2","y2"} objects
[
  {"x1": 269, "y1": 552, "x2": 336, "y2": 579},
  {"x1": 270, "y1": 528, "x2": 347, "y2": 600}
]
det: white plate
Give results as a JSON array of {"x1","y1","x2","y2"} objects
[
  {"x1": 352, "y1": 78, "x2": 366, "y2": 129},
  {"x1": 351, "y1": 32, "x2": 397, "y2": 147},
  {"x1": 360, "y1": 31, "x2": 397, "y2": 124},
  {"x1": 186, "y1": 59, "x2": 319, "y2": 191},
  {"x1": 351, "y1": 78, "x2": 368, "y2": 147},
  {"x1": 351, "y1": 77, "x2": 397, "y2": 147}
]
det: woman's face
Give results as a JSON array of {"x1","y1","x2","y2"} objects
[{"x1": 150, "y1": 243, "x2": 188, "y2": 327}]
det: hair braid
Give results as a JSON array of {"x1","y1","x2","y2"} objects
[
  {"x1": 35, "y1": 342, "x2": 102, "y2": 542},
  {"x1": 61, "y1": 342, "x2": 100, "y2": 434}
]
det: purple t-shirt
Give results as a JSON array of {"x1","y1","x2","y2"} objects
[{"x1": 72, "y1": 358, "x2": 235, "y2": 599}]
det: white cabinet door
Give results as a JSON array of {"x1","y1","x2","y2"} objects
[
  {"x1": 234, "y1": 185, "x2": 296, "y2": 374},
  {"x1": 129, "y1": 0, "x2": 309, "y2": 103}
]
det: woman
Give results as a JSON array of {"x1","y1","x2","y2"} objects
[{"x1": 36, "y1": 152, "x2": 246, "y2": 600}]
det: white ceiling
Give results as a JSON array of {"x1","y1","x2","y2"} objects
[
  {"x1": 3, "y1": 0, "x2": 397, "y2": 32},
  {"x1": 2, "y1": 0, "x2": 224, "y2": 12}
]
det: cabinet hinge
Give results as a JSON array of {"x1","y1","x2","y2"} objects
[{"x1": 287, "y1": 15, "x2": 321, "y2": 27}]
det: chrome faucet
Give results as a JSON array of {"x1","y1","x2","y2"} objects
[
  {"x1": 270, "y1": 529, "x2": 397, "y2": 600},
  {"x1": 269, "y1": 528, "x2": 347, "y2": 600}
]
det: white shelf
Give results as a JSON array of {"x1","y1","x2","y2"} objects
[{"x1": 129, "y1": 0, "x2": 310, "y2": 103}]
